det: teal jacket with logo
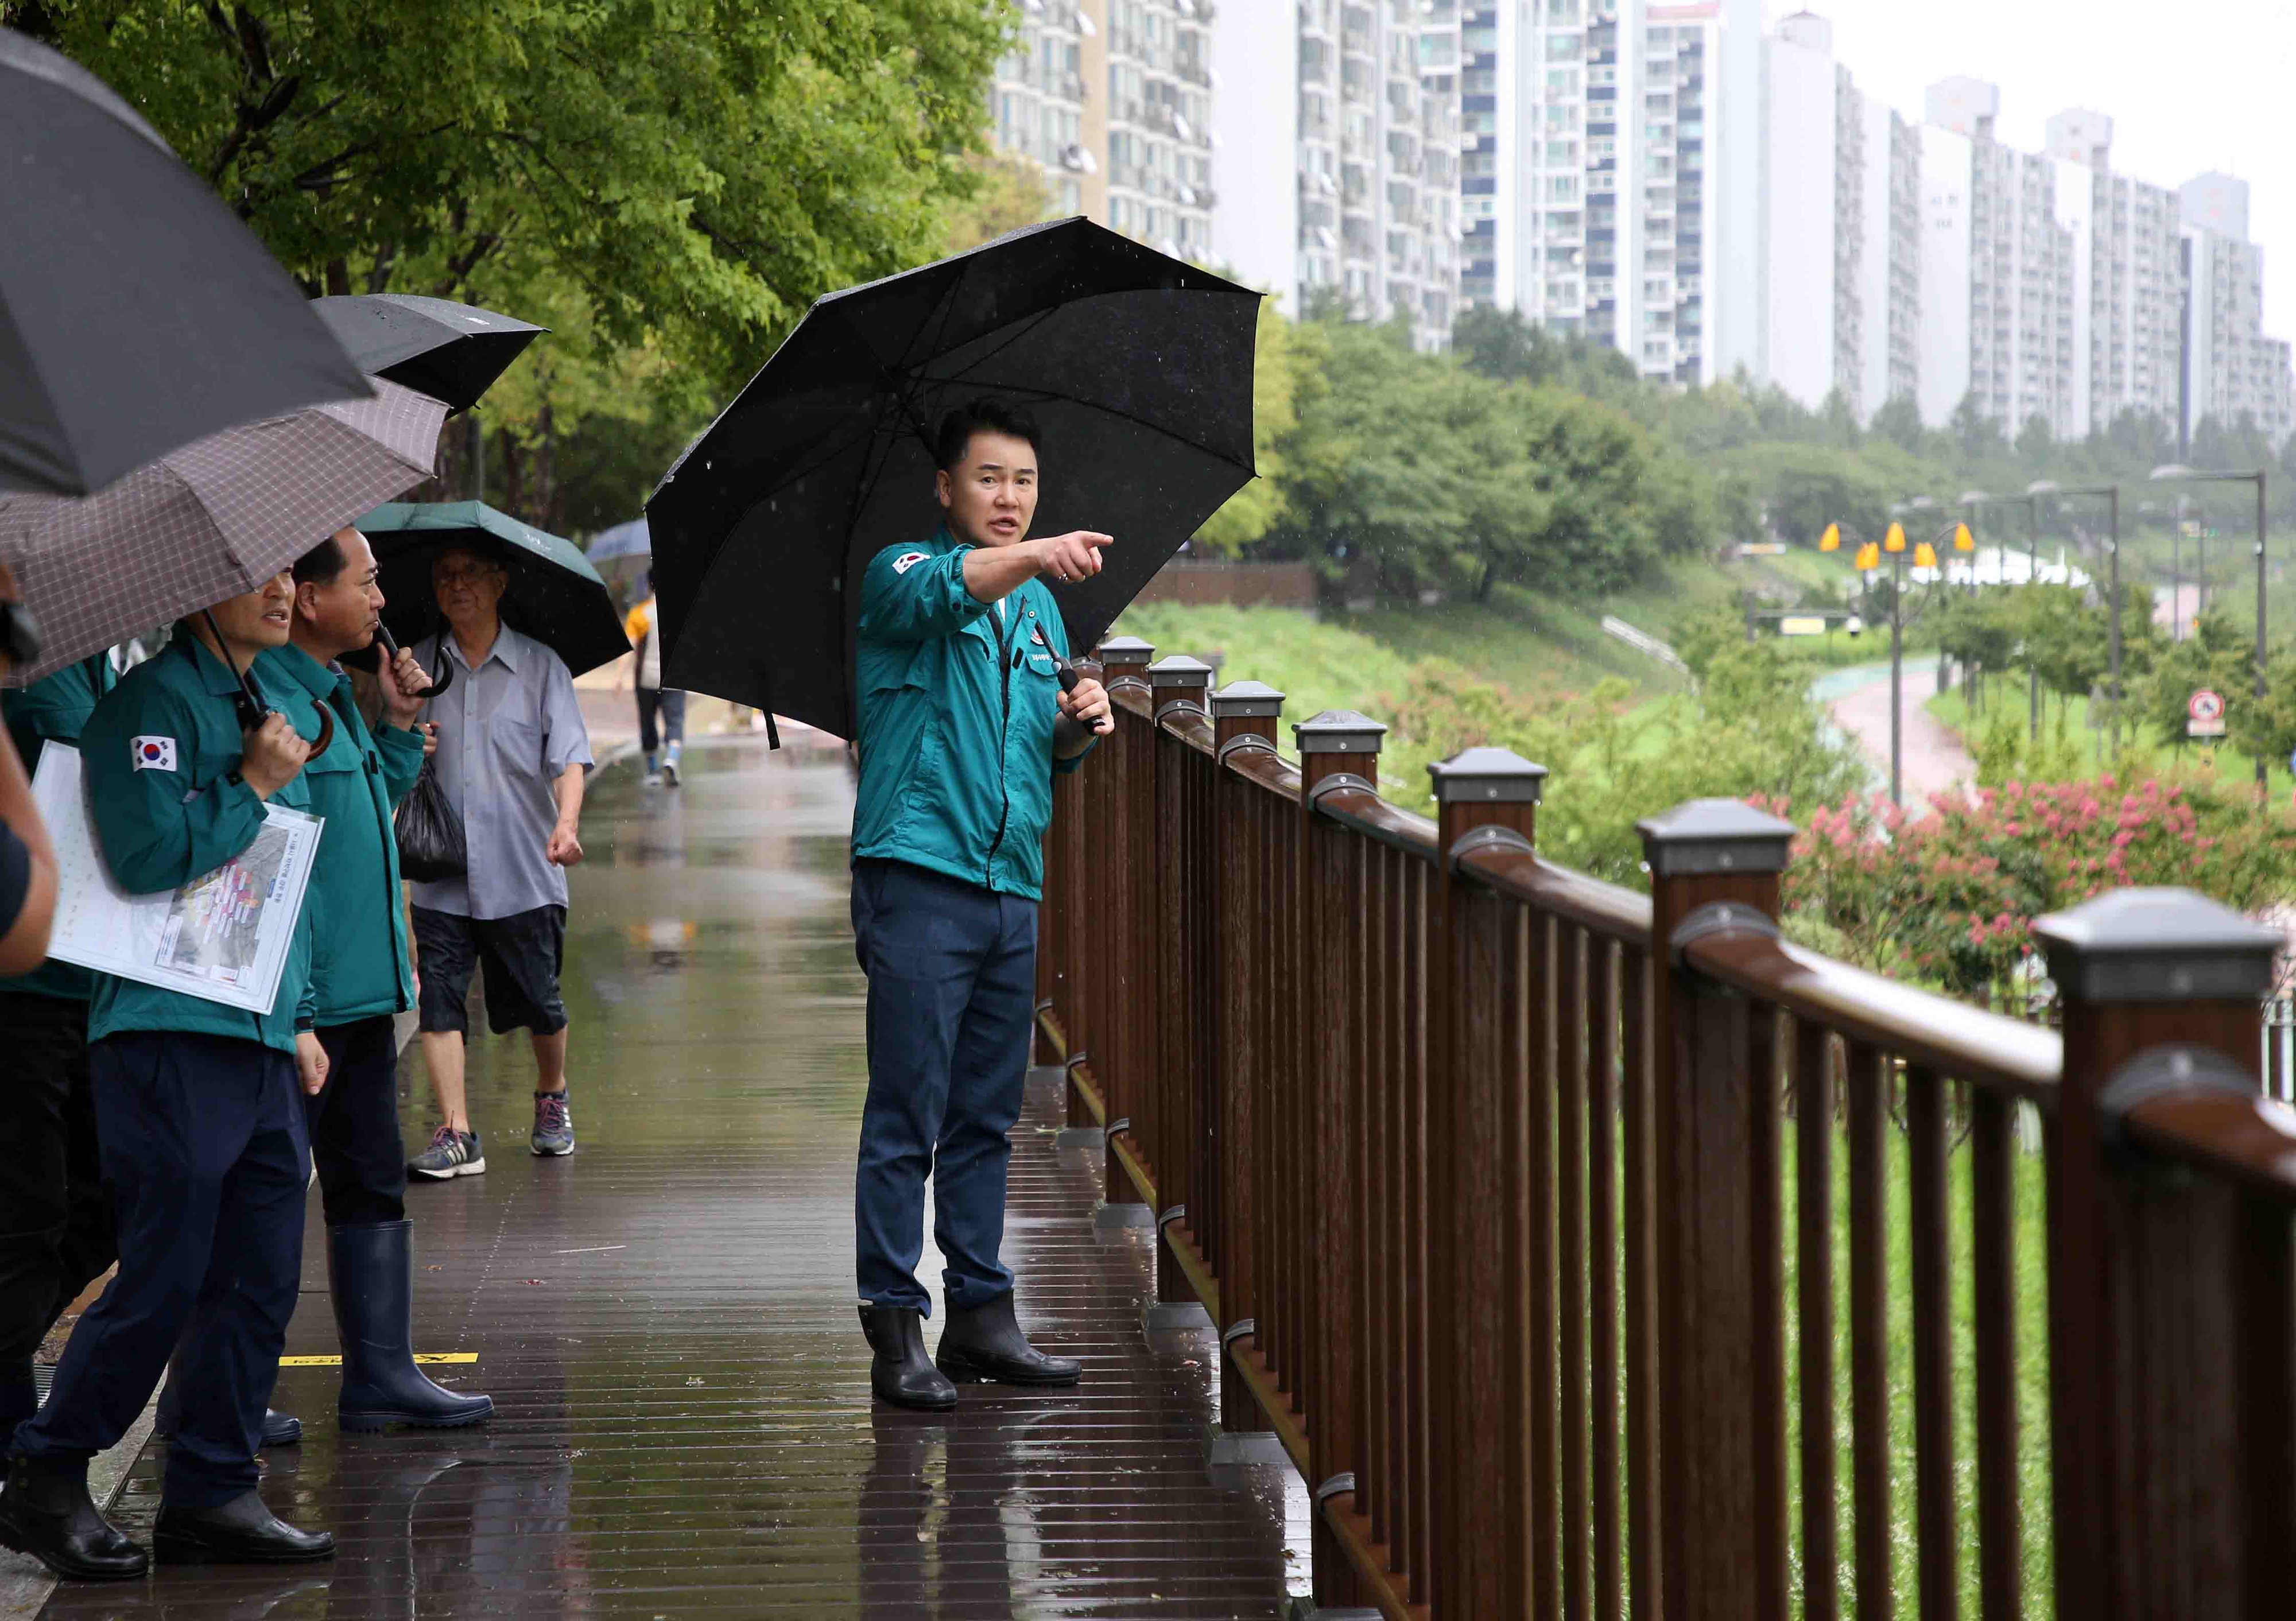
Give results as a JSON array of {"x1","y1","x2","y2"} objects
[
  {"x1": 81, "y1": 635, "x2": 323, "y2": 1053},
  {"x1": 1, "y1": 653, "x2": 115, "y2": 1001},
  {"x1": 257, "y1": 644, "x2": 424, "y2": 1024},
  {"x1": 851, "y1": 527, "x2": 1092, "y2": 901}
]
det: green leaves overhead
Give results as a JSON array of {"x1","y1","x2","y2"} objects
[{"x1": 19, "y1": 0, "x2": 1007, "y2": 398}]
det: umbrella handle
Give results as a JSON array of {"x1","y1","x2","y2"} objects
[
  {"x1": 307, "y1": 705, "x2": 335, "y2": 760},
  {"x1": 375, "y1": 622, "x2": 454, "y2": 699},
  {"x1": 1054, "y1": 658, "x2": 1113, "y2": 736}
]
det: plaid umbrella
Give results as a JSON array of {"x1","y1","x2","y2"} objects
[{"x1": 0, "y1": 379, "x2": 446, "y2": 684}]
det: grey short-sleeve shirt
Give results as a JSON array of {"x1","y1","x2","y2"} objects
[{"x1": 408, "y1": 625, "x2": 593, "y2": 921}]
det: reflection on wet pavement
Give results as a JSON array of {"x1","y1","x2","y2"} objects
[{"x1": 43, "y1": 742, "x2": 1305, "y2": 1619}]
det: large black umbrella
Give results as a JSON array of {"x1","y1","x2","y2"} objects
[
  {"x1": 311, "y1": 294, "x2": 546, "y2": 413},
  {"x1": 361, "y1": 501, "x2": 629, "y2": 677},
  {"x1": 0, "y1": 28, "x2": 371, "y2": 497},
  {"x1": 646, "y1": 219, "x2": 1259, "y2": 736}
]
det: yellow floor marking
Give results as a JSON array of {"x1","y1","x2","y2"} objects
[{"x1": 277, "y1": 1353, "x2": 478, "y2": 1367}]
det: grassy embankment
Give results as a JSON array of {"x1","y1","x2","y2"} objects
[{"x1": 1922, "y1": 684, "x2": 2296, "y2": 797}]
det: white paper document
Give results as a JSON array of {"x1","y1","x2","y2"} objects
[{"x1": 31, "y1": 743, "x2": 322, "y2": 1015}]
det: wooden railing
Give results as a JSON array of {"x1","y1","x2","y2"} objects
[{"x1": 1034, "y1": 636, "x2": 2296, "y2": 1621}]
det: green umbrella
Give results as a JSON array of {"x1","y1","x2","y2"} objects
[{"x1": 361, "y1": 500, "x2": 629, "y2": 677}]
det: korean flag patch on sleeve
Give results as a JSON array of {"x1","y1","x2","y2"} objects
[
  {"x1": 891, "y1": 552, "x2": 928, "y2": 575},
  {"x1": 130, "y1": 735, "x2": 177, "y2": 772}
]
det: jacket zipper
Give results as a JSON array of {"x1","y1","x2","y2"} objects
[{"x1": 982, "y1": 608, "x2": 1017, "y2": 887}]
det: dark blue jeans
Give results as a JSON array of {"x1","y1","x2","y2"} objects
[
  {"x1": 12, "y1": 1032, "x2": 308, "y2": 1507},
  {"x1": 851, "y1": 858, "x2": 1037, "y2": 1316}
]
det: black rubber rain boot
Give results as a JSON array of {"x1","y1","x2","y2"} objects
[
  {"x1": 858, "y1": 1306, "x2": 957, "y2": 1411},
  {"x1": 0, "y1": 1453, "x2": 148, "y2": 1580},
  {"x1": 330, "y1": 1221, "x2": 493, "y2": 1433},
  {"x1": 152, "y1": 1489, "x2": 332, "y2": 1564},
  {"x1": 934, "y1": 1292, "x2": 1082, "y2": 1387}
]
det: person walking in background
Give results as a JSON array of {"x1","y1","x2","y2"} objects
[
  {"x1": 259, "y1": 528, "x2": 494, "y2": 1432},
  {"x1": 0, "y1": 576, "x2": 332, "y2": 1579},
  {"x1": 847, "y1": 400, "x2": 1112, "y2": 1410},
  {"x1": 405, "y1": 542, "x2": 592, "y2": 1179},
  {"x1": 0, "y1": 646, "x2": 116, "y2": 1460},
  {"x1": 621, "y1": 577, "x2": 685, "y2": 787}
]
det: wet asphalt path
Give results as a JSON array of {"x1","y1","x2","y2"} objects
[{"x1": 41, "y1": 738, "x2": 1305, "y2": 1619}]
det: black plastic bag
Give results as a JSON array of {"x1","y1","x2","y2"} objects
[
  {"x1": 394, "y1": 644, "x2": 465, "y2": 881},
  {"x1": 394, "y1": 759, "x2": 465, "y2": 882}
]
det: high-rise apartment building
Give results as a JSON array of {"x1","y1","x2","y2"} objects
[
  {"x1": 2181, "y1": 174, "x2": 2296, "y2": 446},
  {"x1": 2043, "y1": 110, "x2": 2185, "y2": 439},
  {"x1": 1207, "y1": 0, "x2": 1459, "y2": 347},
  {"x1": 1757, "y1": 11, "x2": 1919, "y2": 416},
  {"x1": 1456, "y1": 0, "x2": 1760, "y2": 386},
  {"x1": 989, "y1": 0, "x2": 1216, "y2": 262}
]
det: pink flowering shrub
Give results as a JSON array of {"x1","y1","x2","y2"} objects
[{"x1": 1748, "y1": 775, "x2": 2296, "y2": 999}]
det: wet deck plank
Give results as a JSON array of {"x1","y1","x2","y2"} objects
[{"x1": 41, "y1": 743, "x2": 1304, "y2": 1619}]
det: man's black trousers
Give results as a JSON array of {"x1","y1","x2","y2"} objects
[
  {"x1": 307, "y1": 1015, "x2": 406, "y2": 1227},
  {"x1": 0, "y1": 990, "x2": 116, "y2": 1372}
]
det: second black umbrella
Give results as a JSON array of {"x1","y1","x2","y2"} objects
[
  {"x1": 311, "y1": 294, "x2": 546, "y2": 413},
  {"x1": 361, "y1": 502, "x2": 629, "y2": 678},
  {"x1": 0, "y1": 28, "x2": 371, "y2": 497}
]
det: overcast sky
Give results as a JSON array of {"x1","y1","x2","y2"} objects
[{"x1": 1773, "y1": 1, "x2": 2296, "y2": 331}]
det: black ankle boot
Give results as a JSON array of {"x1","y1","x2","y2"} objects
[
  {"x1": 934, "y1": 1292, "x2": 1082, "y2": 1387},
  {"x1": 153, "y1": 1488, "x2": 332, "y2": 1564},
  {"x1": 858, "y1": 1306, "x2": 957, "y2": 1411},
  {"x1": 330, "y1": 1220, "x2": 493, "y2": 1432},
  {"x1": 0, "y1": 1453, "x2": 148, "y2": 1580}
]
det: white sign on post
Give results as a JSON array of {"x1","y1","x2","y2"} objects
[
  {"x1": 30, "y1": 743, "x2": 323, "y2": 1015},
  {"x1": 2188, "y1": 688, "x2": 2227, "y2": 739}
]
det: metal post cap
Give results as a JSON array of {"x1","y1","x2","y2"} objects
[
  {"x1": 1147, "y1": 654, "x2": 1216, "y2": 688},
  {"x1": 1428, "y1": 745, "x2": 1548, "y2": 805},
  {"x1": 2033, "y1": 886, "x2": 2283, "y2": 1002},
  {"x1": 1635, "y1": 798, "x2": 1797, "y2": 877},
  {"x1": 1292, "y1": 708, "x2": 1387, "y2": 755},
  {"x1": 1209, "y1": 679, "x2": 1286, "y2": 719},
  {"x1": 1096, "y1": 634, "x2": 1157, "y2": 666}
]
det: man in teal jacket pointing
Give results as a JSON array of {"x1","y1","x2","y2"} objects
[{"x1": 850, "y1": 398, "x2": 1112, "y2": 1410}]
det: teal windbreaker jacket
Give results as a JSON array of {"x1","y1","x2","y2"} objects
[
  {"x1": 82, "y1": 634, "x2": 323, "y2": 1053},
  {"x1": 257, "y1": 644, "x2": 424, "y2": 1024},
  {"x1": 1, "y1": 653, "x2": 115, "y2": 1002},
  {"x1": 850, "y1": 528, "x2": 1092, "y2": 901}
]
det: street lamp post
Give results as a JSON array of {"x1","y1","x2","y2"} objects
[
  {"x1": 2151, "y1": 464, "x2": 2270, "y2": 800},
  {"x1": 2029, "y1": 480, "x2": 2122, "y2": 754},
  {"x1": 1963, "y1": 488, "x2": 2046, "y2": 741},
  {"x1": 1849, "y1": 514, "x2": 1966, "y2": 806}
]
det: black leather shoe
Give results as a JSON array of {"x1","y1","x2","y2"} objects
[
  {"x1": 329, "y1": 1221, "x2": 494, "y2": 1432},
  {"x1": 934, "y1": 1292, "x2": 1082, "y2": 1387},
  {"x1": 0, "y1": 1454, "x2": 148, "y2": 1580},
  {"x1": 859, "y1": 1306, "x2": 957, "y2": 1411},
  {"x1": 153, "y1": 1490, "x2": 333, "y2": 1564}
]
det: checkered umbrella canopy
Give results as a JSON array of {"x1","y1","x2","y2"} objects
[{"x1": 0, "y1": 379, "x2": 445, "y2": 684}]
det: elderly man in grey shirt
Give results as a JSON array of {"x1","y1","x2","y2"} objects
[{"x1": 405, "y1": 543, "x2": 593, "y2": 1178}]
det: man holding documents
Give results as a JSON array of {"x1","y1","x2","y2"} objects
[
  {"x1": 0, "y1": 574, "x2": 336, "y2": 1580},
  {"x1": 261, "y1": 528, "x2": 494, "y2": 1433}
]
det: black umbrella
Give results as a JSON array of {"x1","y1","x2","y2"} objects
[
  {"x1": 310, "y1": 294, "x2": 546, "y2": 413},
  {"x1": 0, "y1": 28, "x2": 373, "y2": 497},
  {"x1": 360, "y1": 501, "x2": 630, "y2": 678},
  {"x1": 646, "y1": 218, "x2": 1259, "y2": 737}
]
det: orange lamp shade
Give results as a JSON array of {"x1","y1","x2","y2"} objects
[
  {"x1": 1953, "y1": 522, "x2": 1975, "y2": 552},
  {"x1": 1855, "y1": 541, "x2": 1881, "y2": 571},
  {"x1": 1883, "y1": 521, "x2": 1907, "y2": 553},
  {"x1": 1819, "y1": 522, "x2": 1841, "y2": 552},
  {"x1": 1914, "y1": 541, "x2": 1938, "y2": 568}
]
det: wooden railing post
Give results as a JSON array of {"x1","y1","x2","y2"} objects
[
  {"x1": 1207, "y1": 680, "x2": 1290, "y2": 1467},
  {"x1": 1146, "y1": 654, "x2": 1216, "y2": 1335},
  {"x1": 2033, "y1": 887, "x2": 2290, "y2": 1618},
  {"x1": 1046, "y1": 649, "x2": 1106, "y2": 1141},
  {"x1": 1637, "y1": 797, "x2": 1798, "y2": 1621},
  {"x1": 1094, "y1": 633, "x2": 1157, "y2": 1230},
  {"x1": 1428, "y1": 746, "x2": 1547, "y2": 1618},
  {"x1": 1292, "y1": 708, "x2": 1388, "y2": 1617}
]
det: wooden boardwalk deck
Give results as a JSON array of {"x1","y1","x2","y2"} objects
[{"x1": 31, "y1": 742, "x2": 1305, "y2": 1619}]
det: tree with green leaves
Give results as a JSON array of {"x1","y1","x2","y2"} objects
[
  {"x1": 2140, "y1": 610, "x2": 2257, "y2": 755},
  {"x1": 11, "y1": 0, "x2": 1009, "y2": 529}
]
